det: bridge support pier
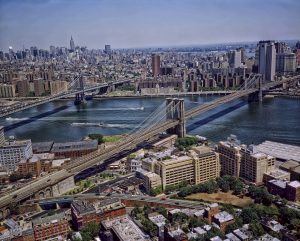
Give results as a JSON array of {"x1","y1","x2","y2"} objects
[{"x1": 166, "y1": 98, "x2": 186, "y2": 137}]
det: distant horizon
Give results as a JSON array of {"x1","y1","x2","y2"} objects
[
  {"x1": 1, "y1": 0, "x2": 299, "y2": 51},
  {"x1": 1, "y1": 38, "x2": 300, "y2": 52}
]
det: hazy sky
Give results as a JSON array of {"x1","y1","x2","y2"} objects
[{"x1": 0, "y1": 0, "x2": 299, "y2": 51}]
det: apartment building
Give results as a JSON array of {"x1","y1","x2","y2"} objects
[
  {"x1": 191, "y1": 146, "x2": 220, "y2": 184},
  {"x1": 0, "y1": 138, "x2": 33, "y2": 171},
  {"x1": 218, "y1": 135, "x2": 241, "y2": 178},
  {"x1": 218, "y1": 135, "x2": 275, "y2": 185},
  {"x1": 155, "y1": 156, "x2": 194, "y2": 189}
]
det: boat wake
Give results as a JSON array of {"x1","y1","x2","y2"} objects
[
  {"x1": 6, "y1": 117, "x2": 29, "y2": 121},
  {"x1": 71, "y1": 122, "x2": 132, "y2": 128},
  {"x1": 75, "y1": 107, "x2": 144, "y2": 111}
]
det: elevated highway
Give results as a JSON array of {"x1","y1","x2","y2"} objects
[{"x1": 0, "y1": 75, "x2": 299, "y2": 215}]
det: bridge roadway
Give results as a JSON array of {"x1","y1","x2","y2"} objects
[
  {"x1": 0, "y1": 79, "x2": 130, "y2": 118},
  {"x1": 36, "y1": 193, "x2": 205, "y2": 210},
  {"x1": 0, "y1": 76, "x2": 299, "y2": 210}
]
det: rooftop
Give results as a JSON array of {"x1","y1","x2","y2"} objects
[
  {"x1": 51, "y1": 140, "x2": 98, "y2": 152},
  {"x1": 257, "y1": 141, "x2": 300, "y2": 162},
  {"x1": 280, "y1": 160, "x2": 299, "y2": 170},
  {"x1": 32, "y1": 141, "x2": 54, "y2": 153},
  {"x1": 210, "y1": 236, "x2": 223, "y2": 241},
  {"x1": 148, "y1": 213, "x2": 166, "y2": 227},
  {"x1": 226, "y1": 233, "x2": 240, "y2": 241},
  {"x1": 288, "y1": 180, "x2": 300, "y2": 188},
  {"x1": 194, "y1": 227, "x2": 206, "y2": 235},
  {"x1": 268, "y1": 179, "x2": 288, "y2": 189},
  {"x1": 71, "y1": 200, "x2": 96, "y2": 215},
  {"x1": 32, "y1": 212, "x2": 66, "y2": 227},
  {"x1": 102, "y1": 215, "x2": 150, "y2": 241},
  {"x1": 233, "y1": 229, "x2": 249, "y2": 240},
  {"x1": 214, "y1": 211, "x2": 234, "y2": 223}
]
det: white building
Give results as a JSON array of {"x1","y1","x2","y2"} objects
[{"x1": 0, "y1": 138, "x2": 33, "y2": 171}]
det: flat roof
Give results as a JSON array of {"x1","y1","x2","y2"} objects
[
  {"x1": 257, "y1": 141, "x2": 300, "y2": 162},
  {"x1": 214, "y1": 211, "x2": 234, "y2": 223},
  {"x1": 268, "y1": 179, "x2": 287, "y2": 189},
  {"x1": 51, "y1": 140, "x2": 97, "y2": 152},
  {"x1": 32, "y1": 142, "x2": 54, "y2": 153},
  {"x1": 288, "y1": 180, "x2": 300, "y2": 188},
  {"x1": 102, "y1": 215, "x2": 150, "y2": 241}
]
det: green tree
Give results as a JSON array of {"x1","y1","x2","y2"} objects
[
  {"x1": 156, "y1": 206, "x2": 168, "y2": 218},
  {"x1": 249, "y1": 222, "x2": 265, "y2": 238},
  {"x1": 88, "y1": 133, "x2": 104, "y2": 144},
  {"x1": 81, "y1": 222, "x2": 100, "y2": 240},
  {"x1": 240, "y1": 207, "x2": 259, "y2": 224}
]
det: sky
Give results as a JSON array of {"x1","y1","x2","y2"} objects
[{"x1": 0, "y1": 0, "x2": 300, "y2": 51}]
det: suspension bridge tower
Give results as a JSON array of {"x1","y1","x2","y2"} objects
[
  {"x1": 166, "y1": 98, "x2": 186, "y2": 137},
  {"x1": 74, "y1": 75, "x2": 86, "y2": 105},
  {"x1": 248, "y1": 75, "x2": 263, "y2": 102}
]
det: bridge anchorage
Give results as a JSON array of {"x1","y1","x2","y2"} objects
[{"x1": 166, "y1": 98, "x2": 186, "y2": 137}]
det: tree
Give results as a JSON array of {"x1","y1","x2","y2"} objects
[
  {"x1": 156, "y1": 206, "x2": 168, "y2": 218},
  {"x1": 249, "y1": 222, "x2": 265, "y2": 238},
  {"x1": 150, "y1": 185, "x2": 163, "y2": 196},
  {"x1": 240, "y1": 207, "x2": 259, "y2": 224},
  {"x1": 225, "y1": 217, "x2": 242, "y2": 233},
  {"x1": 88, "y1": 133, "x2": 104, "y2": 144},
  {"x1": 131, "y1": 206, "x2": 143, "y2": 218},
  {"x1": 81, "y1": 222, "x2": 100, "y2": 240},
  {"x1": 189, "y1": 217, "x2": 207, "y2": 228}
]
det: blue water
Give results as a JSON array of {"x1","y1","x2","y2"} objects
[{"x1": 0, "y1": 96, "x2": 299, "y2": 145}]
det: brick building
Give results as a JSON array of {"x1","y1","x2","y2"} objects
[{"x1": 32, "y1": 212, "x2": 69, "y2": 241}]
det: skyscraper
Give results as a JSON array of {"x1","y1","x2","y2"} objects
[
  {"x1": 152, "y1": 54, "x2": 160, "y2": 77},
  {"x1": 276, "y1": 53, "x2": 296, "y2": 74},
  {"x1": 258, "y1": 41, "x2": 276, "y2": 81},
  {"x1": 70, "y1": 36, "x2": 75, "y2": 51},
  {"x1": 228, "y1": 50, "x2": 242, "y2": 68},
  {"x1": 104, "y1": 45, "x2": 111, "y2": 54}
]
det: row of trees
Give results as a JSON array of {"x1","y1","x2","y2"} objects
[
  {"x1": 177, "y1": 176, "x2": 244, "y2": 197},
  {"x1": 247, "y1": 185, "x2": 275, "y2": 206}
]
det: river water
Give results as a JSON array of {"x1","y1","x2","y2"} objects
[{"x1": 0, "y1": 96, "x2": 299, "y2": 145}]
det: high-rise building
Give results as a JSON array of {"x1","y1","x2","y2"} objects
[
  {"x1": 0, "y1": 84, "x2": 16, "y2": 98},
  {"x1": 155, "y1": 156, "x2": 194, "y2": 189},
  {"x1": 70, "y1": 36, "x2": 75, "y2": 51},
  {"x1": 258, "y1": 40, "x2": 276, "y2": 81},
  {"x1": 228, "y1": 50, "x2": 242, "y2": 68},
  {"x1": 104, "y1": 44, "x2": 111, "y2": 54},
  {"x1": 0, "y1": 126, "x2": 5, "y2": 145},
  {"x1": 16, "y1": 79, "x2": 30, "y2": 97},
  {"x1": 276, "y1": 53, "x2": 296, "y2": 74},
  {"x1": 0, "y1": 138, "x2": 33, "y2": 171},
  {"x1": 218, "y1": 135, "x2": 241, "y2": 178},
  {"x1": 275, "y1": 42, "x2": 291, "y2": 54},
  {"x1": 191, "y1": 146, "x2": 220, "y2": 184},
  {"x1": 33, "y1": 78, "x2": 45, "y2": 96},
  {"x1": 152, "y1": 54, "x2": 161, "y2": 77},
  {"x1": 239, "y1": 145, "x2": 275, "y2": 184},
  {"x1": 218, "y1": 135, "x2": 275, "y2": 185}
]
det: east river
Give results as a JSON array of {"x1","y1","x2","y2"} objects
[{"x1": 0, "y1": 96, "x2": 299, "y2": 145}]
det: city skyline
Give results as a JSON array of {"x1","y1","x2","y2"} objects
[{"x1": 0, "y1": 0, "x2": 300, "y2": 51}]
